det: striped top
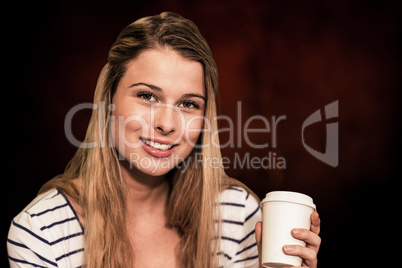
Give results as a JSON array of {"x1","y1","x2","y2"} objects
[{"x1": 7, "y1": 186, "x2": 261, "y2": 267}]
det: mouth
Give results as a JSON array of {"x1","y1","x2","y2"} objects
[
  {"x1": 139, "y1": 137, "x2": 178, "y2": 150},
  {"x1": 139, "y1": 137, "x2": 178, "y2": 156}
]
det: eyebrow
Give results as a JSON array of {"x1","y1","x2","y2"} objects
[
  {"x1": 129, "y1": 82, "x2": 162, "y2": 91},
  {"x1": 182, "y1": 93, "x2": 206, "y2": 102},
  {"x1": 129, "y1": 82, "x2": 206, "y2": 102}
]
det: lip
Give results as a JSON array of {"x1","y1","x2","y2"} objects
[
  {"x1": 139, "y1": 137, "x2": 178, "y2": 158},
  {"x1": 142, "y1": 137, "x2": 178, "y2": 145}
]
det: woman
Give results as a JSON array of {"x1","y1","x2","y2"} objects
[{"x1": 7, "y1": 12, "x2": 321, "y2": 267}]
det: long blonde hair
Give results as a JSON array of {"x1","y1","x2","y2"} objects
[{"x1": 40, "y1": 11, "x2": 253, "y2": 267}]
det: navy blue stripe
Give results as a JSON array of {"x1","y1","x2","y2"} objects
[
  {"x1": 245, "y1": 192, "x2": 250, "y2": 200},
  {"x1": 50, "y1": 231, "x2": 84, "y2": 245},
  {"x1": 7, "y1": 238, "x2": 28, "y2": 249},
  {"x1": 234, "y1": 255, "x2": 258, "y2": 263},
  {"x1": 34, "y1": 251, "x2": 58, "y2": 266},
  {"x1": 47, "y1": 191, "x2": 60, "y2": 199},
  {"x1": 8, "y1": 256, "x2": 47, "y2": 268},
  {"x1": 217, "y1": 251, "x2": 232, "y2": 260},
  {"x1": 40, "y1": 217, "x2": 76, "y2": 231},
  {"x1": 240, "y1": 229, "x2": 255, "y2": 243},
  {"x1": 226, "y1": 187, "x2": 244, "y2": 192},
  {"x1": 221, "y1": 236, "x2": 240, "y2": 243},
  {"x1": 221, "y1": 229, "x2": 255, "y2": 244},
  {"x1": 236, "y1": 242, "x2": 257, "y2": 255},
  {"x1": 245, "y1": 205, "x2": 260, "y2": 222},
  {"x1": 220, "y1": 202, "x2": 245, "y2": 207},
  {"x1": 30, "y1": 203, "x2": 69, "y2": 217},
  {"x1": 7, "y1": 239, "x2": 58, "y2": 266},
  {"x1": 55, "y1": 248, "x2": 84, "y2": 261},
  {"x1": 222, "y1": 219, "x2": 243, "y2": 225},
  {"x1": 58, "y1": 189, "x2": 85, "y2": 232},
  {"x1": 12, "y1": 220, "x2": 50, "y2": 245}
]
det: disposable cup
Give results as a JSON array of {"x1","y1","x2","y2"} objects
[{"x1": 260, "y1": 191, "x2": 316, "y2": 268}]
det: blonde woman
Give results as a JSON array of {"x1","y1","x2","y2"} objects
[{"x1": 7, "y1": 12, "x2": 321, "y2": 267}]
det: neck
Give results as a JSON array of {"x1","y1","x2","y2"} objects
[{"x1": 120, "y1": 160, "x2": 171, "y2": 221}]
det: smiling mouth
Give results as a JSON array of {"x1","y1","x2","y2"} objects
[{"x1": 139, "y1": 137, "x2": 178, "y2": 150}]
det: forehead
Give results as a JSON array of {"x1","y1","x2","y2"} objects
[{"x1": 120, "y1": 48, "x2": 205, "y2": 96}]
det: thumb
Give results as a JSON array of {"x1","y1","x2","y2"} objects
[{"x1": 255, "y1": 221, "x2": 262, "y2": 266}]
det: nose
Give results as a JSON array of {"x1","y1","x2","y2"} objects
[{"x1": 153, "y1": 105, "x2": 179, "y2": 136}]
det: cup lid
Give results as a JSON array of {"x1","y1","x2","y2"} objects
[{"x1": 260, "y1": 191, "x2": 316, "y2": 209}]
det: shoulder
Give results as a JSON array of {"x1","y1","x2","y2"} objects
[
  {"x1": 10, "y1": 188, "x2": 81, "y2": 232},
  {"x1": 218, "y1": 186, "x2": 262, "y2": 267},
  {"x1": 7, "y1": 188, "x2": 84, "y2": 267},
  {"x1": 219, "y1": 186, "x2": 261, "y2": 224},
  {"x1": 15, "y1": 188, "x2": 68, "y2": 218}
]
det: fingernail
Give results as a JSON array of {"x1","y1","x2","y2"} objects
[
  {"x1": 292, "y1": 228, "x2": 301, "y2": 236},
  {"x1": 284, "y1": 245, "x2": 295, "y2": 252}
]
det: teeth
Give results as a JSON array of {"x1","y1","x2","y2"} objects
[{"x1": 143, "y1": 139, "x2": 173, "y2": 150}]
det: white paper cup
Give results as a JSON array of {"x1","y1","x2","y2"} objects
[{"x1": 260, "y1": 191, "x2": 316, "y2": 268}]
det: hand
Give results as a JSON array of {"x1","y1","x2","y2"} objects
[{"x1": 255, "y1": 211, "x2": 321, "y2": 268}]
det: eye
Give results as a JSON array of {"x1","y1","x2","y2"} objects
[
  {"x1": 179, "y1": 101, "x2": 200, "y2": 110},
  {"x1": 137, "y1": 92, "x2": 157, "y2": 102}
]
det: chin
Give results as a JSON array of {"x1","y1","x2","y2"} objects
[
  {"x1": 124, "y1": 154, "x2": 178, "y2": 177},
  {"x1": 119, "y1": 146, "x2": 194, "y2": 178},
  {"x1": 139, "y1": 166, "x2": 174, "y2": 177}
]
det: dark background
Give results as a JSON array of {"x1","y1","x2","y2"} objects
[{"x1": 4, "y1": 0, "x2": 401, "y2": 267}]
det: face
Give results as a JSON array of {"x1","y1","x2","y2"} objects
[{"x1": 111, "y1": 48, "x2": 205, "y2": 176}]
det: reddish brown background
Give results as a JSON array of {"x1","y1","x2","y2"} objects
[{"x1": 4, "y1": 0, "x2": 401, "y2": 266}]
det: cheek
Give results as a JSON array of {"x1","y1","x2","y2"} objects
[
  {"x1": 111, "y1": 107, "x2": 151, "y2": 144},
  {"x1": 184, "y1": 115, "x2": 204, "y2": 144}
]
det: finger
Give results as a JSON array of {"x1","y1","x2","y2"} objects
[
  {"x1": 283, "y1": 245, "x2": 317, "y2": 266},
  {"x1": 310, "y1": 211, "x2": 320, "y2": 235},
  {"x1": 255, "y1": 221, "x2": 262, "y2": 258},
  {"x1": 291, "y1": 228, "x2": 321, "y2": 250},
  {"x1": 255, "y1": 221, "x2": 262, "y2": 245}
]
